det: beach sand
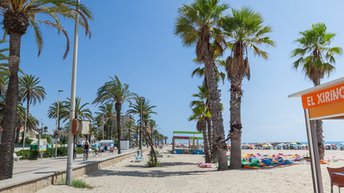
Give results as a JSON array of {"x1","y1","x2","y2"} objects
[{"x1": 37, "y1": 147, "x2": 344, "y2": 193}]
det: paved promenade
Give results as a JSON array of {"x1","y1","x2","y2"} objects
[{"x1": 0, "y1": 149, "x2": 136, "y2": 191}]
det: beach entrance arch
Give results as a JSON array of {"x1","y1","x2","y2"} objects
[{"x1": 289, "y1": 77, "x2": 344, "y2": 193}]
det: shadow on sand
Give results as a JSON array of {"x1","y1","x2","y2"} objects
[
  {"x1": 125, "y1": 161, "x2": 197, "y2": 169},
  {"x1": 89, "y1": 169, "x2": 214, "y2": 178}
]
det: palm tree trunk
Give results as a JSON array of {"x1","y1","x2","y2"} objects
[
  {"x1": 142, "y1": 130, "x2": 157, "y2": 166},
  {"x1": 206, "y1": 117, "x2": 213, "y2": 159},
  {"x1": 313, "y1": 80, "x2": 324, "y2": 160},
  {"x1": 201, "y1": 123, "x2": 211, "y2": 163},
  {"x1": 136, "y1": 125, "x2": 139, "y2": 147},
  {"x1": 22, "y1": 98, "x2": 29, "y2": 145},
  {"x1": 229, "y1": 80, "x2": 243, "y2": 169},
  {"x1": 0, "y1": 33, "x2": 22, "y2": 180},
  {"x1": 115, "y1": 103, "x2": 121, "y2": 154},
  {"x1": 204, "y1": 59, "x2": 227, "y2": 170}
]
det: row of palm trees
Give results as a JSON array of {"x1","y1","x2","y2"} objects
[
  {"x1": 0, "y1": 0, "x2": 165, "y2": 180},
  {"x1": 176, "y1": 0, "x2": 274, "y2": 170},
  {"x1": 0, "y1": 72, "x2": 46, "y2": 146},
  {"x1": 178, "y1": 0, "x2": 342, "y2": 169},
  {"x1": 0, "y1": 0, "x2": 93, "y2": 180}
]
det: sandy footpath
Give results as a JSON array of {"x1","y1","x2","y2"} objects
[{"x1": 37, "y1": 148, "x2": 344, "y2": 193}]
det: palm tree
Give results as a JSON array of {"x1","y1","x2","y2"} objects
[
  {"x1": 96, "y1": 103, "x2": 115, "y2": 140},
  {"x1": 175, "y1": 0, "x2": 228, "y2": 170},
  {"x1": 189, "y1": 87, "x2": 212, "y2": 163},
  {"x1": 125, "y1": 117, "x2": 135, "y2": 146},
  {"x1": 222, "y1": 8, "x2": 275, "y2": 169},
  {"x1": 291, "y1": 23, "x2": 342, "y2": 160},
  {"x1": 62, "y1": 97, "x2": 93, "y2": 121},
  {"x1": 47, "y1": 101, "x2": 67, "y2": 130},
  {"x1": 149, "y1": 119, "x2": 157, "y2": 145},
  {"x1": 192, "y1": 60, "x2": 226, "y2": 156},
  {"x1": 0, "y1": 0, "x2": 92, "y2": 179},
  {"x1": 94, "y1": 76, "x2": 132, "y2": 154},
  {"x1": 16, "y1": 104, "x2": 39, "y2": 143},
  {"x1": 19, "y1": 74, "x2": 46, "y2": 146},
  {"x1": 127, "y1": 96, "x2": 158, "y2": 166}
]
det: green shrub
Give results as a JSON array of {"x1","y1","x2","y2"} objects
[
  {"x1": 16, "y1": 146, "x2": 69, "y2": 160},
  {"x1": 71, "y1": 179, "x2": 93, "y2": 189},
  {"x1": 147, "y1": 151, "x2": 160, "y2": 167},
  {"x1": 76, "y1": 147, "x2": 84, "y2": 154},
  {"x1": 43, "y1": 148, "x2": 54, "y2": 158},
  {"x1": 29, "y1": 150, "x2": 39, "y2": 160},
  {"x1": 16, "y1": 150, "x2": 31, "y2": 159},
  {"x1": 25, "y1": 137, "x2": 33, "y2": 146},
  {"x1": 57, "y1": 146, "x2": 68, "y2": 156}
]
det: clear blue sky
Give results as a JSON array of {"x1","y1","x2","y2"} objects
[{"x1": 19, "y1": 0, "x2": 344, "y2": 143}]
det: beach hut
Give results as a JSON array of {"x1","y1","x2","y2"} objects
[
  {"x1": 171, "y1": 131, "x2": 204, "y2": 154},
  {"x1": 289, "y1": 77, "x2": 344, "y2": 193}
]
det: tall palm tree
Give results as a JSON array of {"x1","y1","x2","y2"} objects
[
  {"x1": 16, "y1": 104, "x2": 39, "y2": 143},
  {"x1": 222, "y1": 8, "x2": 275, "y2": 169},
  {"x1": 127, "y1": 96, "x2": 158, "y2": 166},
  {"x1": 192, "y1": 60, "x2": 226, "y2": 156},
  {"x1": 125, "y1": 117, "x2": 135, "y2": 145},
  {"x1": 291, "y1": 23, "x2": 342, "y2": 160},
  {"x1": 94, "y1": 75, "x2": 132, "y2": 154},
  {"x1": 0, "y1": 0, "x2": 92, "y2": 179},
  {"x1": 47, "y1": 101, "x2": 67, "y2": 130},
  {"x1": 19, "y1": 74, "x2": 46, "y2": 145},
  {"x1": 175, "y1": 0, "x2": 228, "y2": 170},
  {"x1": 190, "y1": 85, "x2": 215, "y2": 157},
  {"x1": 149, "y1": 119, "x2": 157, "y2": 145},
  {"x1": 189, "y1": 89, "x2": 212, "y2": 163},
  {"x1": 96, "y1": 103, "x2": 115, "y2": 140}
]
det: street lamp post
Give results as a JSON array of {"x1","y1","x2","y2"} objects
[
  {"x1": 55, "y1": 89, "x2": 64, "y2": 158},
  {"x1": 139, "y1": 97, "x2": 144, "y2": 156},
  {"x1": 66, "y1": 0, "x2": 80, "y2": 185}
]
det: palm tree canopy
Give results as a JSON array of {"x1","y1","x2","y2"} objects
[
  {"x1": 47, "y1": 101, "x2": 66, "y2": 119},
  {"x1": 17, "y1": 104, "x2": 38, "y2": 129},
  {"x1": 0, "y1": 0, "x2": 92, "y2": 58},
  {"x1": 291, "y1": 23, "x2": 343, "y2": 85},
  {"x1": 175, "y1": 0, "x2": 228, "y2": 61},
  {"x1": 94, "y1": 75, "x2": 132, "y2": 106},
  {"x1": 96, "y1": 103, "x2": 115, "y2": 122},
  {"x1": 222, "y1": 7, "x2": 275, "y2": 81},
  {"x1": 127, "y1": 95, "x2": 157, "y2": 122},
  {"x1": 61, "y1": 97, "x2": 93, "y2": 121},
  {"x1": 19, "y1": 74, "x2": 46, "y2": 105},
  {"x1": 189, "y1": 86, "x2": 211, "y2": 123}
]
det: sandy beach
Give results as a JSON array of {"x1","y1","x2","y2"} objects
[{"x1": 35, "y1": 147, "x2": 344, "y2": 193}]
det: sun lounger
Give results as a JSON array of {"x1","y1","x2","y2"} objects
[{"x1": 13, "y1": 153, "x2": 22, "y2": 162}]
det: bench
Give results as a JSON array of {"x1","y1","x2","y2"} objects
[{"x1": 13, "y1": 153, "x2": 23, "y2": 162}]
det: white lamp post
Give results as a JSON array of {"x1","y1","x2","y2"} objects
[{"x1": 66, "y1": 0, "x2": 80, "y2": 185}]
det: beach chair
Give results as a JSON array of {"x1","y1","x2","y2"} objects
[
  {"x1": 327, "y1": 167, "x2": 344, "y2": 193},
  {"x1": 13, "y1": 153, "x2": 22, "y2": 162},
  {"x1": 134, "y1": 151, "x2": 143, "y2": 162}
]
